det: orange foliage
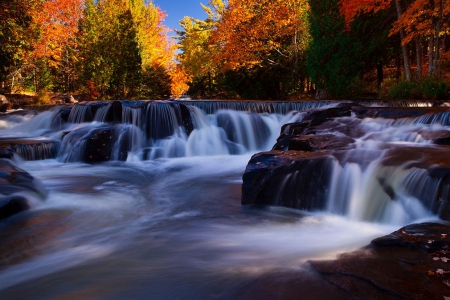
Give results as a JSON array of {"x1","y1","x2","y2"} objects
[
  {"x1": 32, "y1": 0, "x2": 84, "y2": 64},
  {"x1": 170, "y1": 66, "x2": 193, "y2": 98},
  {"x1": 339, "y1": 0, "x2": 450, "y2": 44},
  {"x1": 338, "y1": 0, "x2": 391, "y2": 27},
  {"x1": 210, "y1": 0, "x2": 309, "y2": 71},
  {"x1": 390, "y1": 0, "x2": 450, "y2": 44}
]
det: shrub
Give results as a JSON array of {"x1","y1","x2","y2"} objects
[
  {"x1": 388, "y1": 78, "x2": 449, "y2": 100},
  {"x1": 419, "y1": 77, "x2": 449, "y2": 100},
  {"x1": 36, "y1": 90, "x2": 51, "y2": 105}
]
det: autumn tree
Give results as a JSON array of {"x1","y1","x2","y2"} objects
[
  {"x1": 307, "y1": 0, "x2": 397, "y2": 98},
  {"x1": 30, "y1": 0, "x2": 84, "y2": 92},
  {"x1": 178, "y1": 0, "x2": 311, "y2": 99},
  {"x1": 339, "y1": 0, "x2": 450, "y2": 79},
  {"x1": 78, "y1": 0, "x2": 174, "y2": 99},
  {"x1": 170, "y1": 65, "x2": 193, "y2": 97},
  {"x1": 211, "y1": 0, "x2": 309, "y2": 74},
  {"x1": 176, "y1": 0, "x2": 225, "y2": 98},
  {"x1": 0, "y1": 0, "x2": 40, "y2": 91}
]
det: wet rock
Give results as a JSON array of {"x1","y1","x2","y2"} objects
[
  {"x1": 0, "y1": 147, "x2": 14, "y2": 159},
  {"x1": 0, "y1": 196, "x2": 30, "y2": 220},
  {"x1": 274, "y1": 134, "x2": 354, "y2": 152},
  {"x1": 0, "y1": 94, "x2": 9, "y2": 112},
  {"x1": 352, "y1": 106, "x2": 444, "y2": 119},
  {"x1": 309, "y1": 222, "x2": 450, "y2": 300},
  {"x1": 241, "y1": 151, "x2": 333, "y2": 210},
  {"x1": 0, "y1": 109, "x2": 36, "y2": 123},
  {"x1": 50, "y1": 93, "x2": 77, "y2": 104},
  {"x1": 61, "y1": 126, "x2": 115, "y2": 163},
  {"x1": 180, "y1": 103, "x2": 194, "y2": 136},
  {"x1": 0, "y1": 159, "x2": 47, "y2": 198},
  {"x1": 0, "y1": 159, "x2": 47, "y2": 220}
]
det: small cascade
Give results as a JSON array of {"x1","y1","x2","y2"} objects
[
  {"x1": 111, "y1": 124, "x2": 145, "y2": 161},
  {"x1": 216, "y1": 110, "x2": 271, "y2": 151},
  {"x1": 144, "y1": 101, "x2": 183, "y2": 140},
  {"x1": 67, "y1": 104, "x2": 94, "y2": 123},
  {"x1": 93, "y1": 102, "x2": 113, "y2": 122},
  {"x1": 326, "y1": 159, "x2": 435, "y2": 224},
  {"x1": 13, "y1": 142, "x2": 60, "y2": 161},
  {"x1": 177, "y1": 100, "x2": 335, "y2": 114}
]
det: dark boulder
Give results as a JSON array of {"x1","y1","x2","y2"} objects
[
  {"x1": 0, "y1": 159, "x2": 47, "y2": 220},
  {"x1": 274, "y1": 134, "x2": 354, "y2": 152},
  {"x1": 242, "y1": 151, "x2": 334, "y2": 210},
  {"x1": 0, "y1": 196, "x2": 30, "y2": 220},
  {"x1": 309, "y1": 222, "x2": 450, "y2": 300},
  {"x1": 0, "y1": 159, "x2": 47, "y2": 197},
  {"x1": 0, "y1": 94, "x2": 9, "y2": 112},
  {"x1": 61, "y1": 126, "x2": 115, "y2": 163},
  {"x1": 0, "y1": 147, "x2": 14, "y2": 159}
]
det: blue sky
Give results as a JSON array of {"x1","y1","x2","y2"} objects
[{"x1": 152, "y1": 0, "x2": 208, "y2": 34}]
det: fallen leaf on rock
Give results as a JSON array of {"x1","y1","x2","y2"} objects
[
  {"x1": 443, "y1": 257, "x2": 449, "y2": 263},
  {"x1": 435, "y1": 257, "x2": 441, "y2": 261}
]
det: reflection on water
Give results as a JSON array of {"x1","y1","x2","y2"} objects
[{"x1": 0, "y1": 156, "x2": 419, "y2": 299}]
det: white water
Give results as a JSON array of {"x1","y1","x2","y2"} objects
[{"x1": 0, "y1": 102, "x2": 445, "y2": 299}]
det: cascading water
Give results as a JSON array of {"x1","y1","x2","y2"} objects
[{"x1": 0, "y1": 100, "x2": 446, "y2": 299}]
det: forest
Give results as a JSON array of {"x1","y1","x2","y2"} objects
[{"x1": 0, "y1": 0, "x2": 449, "y2": 102}]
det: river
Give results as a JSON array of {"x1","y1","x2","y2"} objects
[{"x1": 0, "y1": 100, "x2": 440, "y2": 299}]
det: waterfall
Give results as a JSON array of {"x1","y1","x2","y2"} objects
[{"x1": 4, "y1": 100, "x2": 450, "y2": 224}]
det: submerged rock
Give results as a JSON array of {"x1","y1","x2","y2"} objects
[
  {"x1": 0, "y1": 196, "x2": 30, "y2": 220},
  {"x1": 309, "y1": 222, "x2": 450, "y2": 300},
  {"x1": 0, "y1": 159, "x2": 47, "y2": 220}
]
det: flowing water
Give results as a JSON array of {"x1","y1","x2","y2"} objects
[{"x1": 0, "y1": 101, "x2": 442, "y2": 299}]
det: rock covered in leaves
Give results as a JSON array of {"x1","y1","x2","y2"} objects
[{"x1": 309, "y1": 222, "x2": 450, "y2": 300}]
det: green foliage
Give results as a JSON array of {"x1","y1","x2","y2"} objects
[
  {"x1": 388, "y1": 78, "x2": 449, "y2": 100},
  {"x1": 306, "y1": 0, "x2": 361, "y2": 98},
  {"x1": 78, "y1": 2, "x2": 142, "y2": 99},
  {"x1": 306, "y1": 0, "x2": 395, "y2": 98},
  {"x1": 140, "y1": 66, "x2": 171, "y2": 99}
]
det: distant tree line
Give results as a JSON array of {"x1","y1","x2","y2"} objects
[
  {"x1": 178, "y1": 0, "x2": 450, "y2": 100},
  {"x1": 0, "y1": 0, "x2": 189, "y2": 101},
  {"x1": 1, "y1": 0, "x2": 449, "y2": 101}
]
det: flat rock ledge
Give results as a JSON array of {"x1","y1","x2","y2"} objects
[{"x1": 309, "y1": 222, "x2": 450, "y2": 300}]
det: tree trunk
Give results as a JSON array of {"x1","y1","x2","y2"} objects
[
  {"x1": 394, "y1": 0, "x2": 412, "y2": 81},
  {"x1": 377, "y1": 61, "x2": 383, "y2": 91},
  {"x1": 11, "y1": 75, "x2": 15, "y2": 94},
  {"x1": 208, "y1": 71, "x2": 212, "y2": 99},
  {"x1": 415, "y1": 37, "x2": 422, "y2": 80},
  {"x1": 429, "y1": 33, "x2": 435, "y2": 76}
]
